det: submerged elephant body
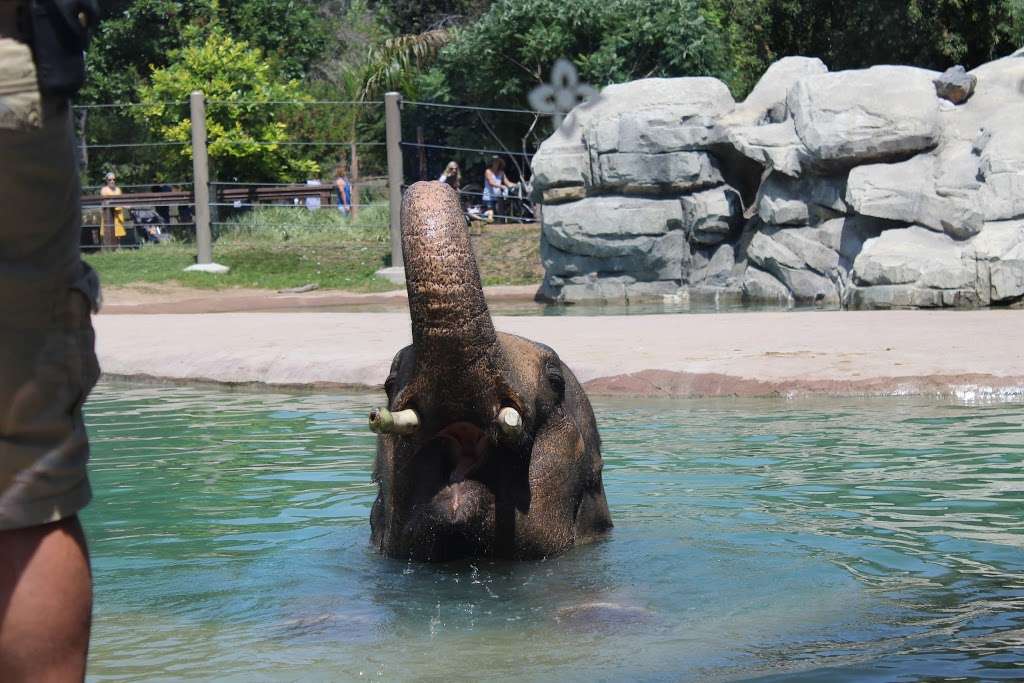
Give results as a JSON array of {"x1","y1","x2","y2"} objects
[{"x1": 370, "y1": 182, "x2": 612, "y2": 561}]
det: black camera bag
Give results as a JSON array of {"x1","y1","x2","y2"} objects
[{"x1": 28, "y1": 0, "x2": 98, "y2": 96}]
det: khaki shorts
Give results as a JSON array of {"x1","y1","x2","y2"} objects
[{"x1": 0, "y1": 36, "x2": 100, "y2": 531}]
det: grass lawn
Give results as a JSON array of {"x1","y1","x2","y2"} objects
[{"x1": 84, "y1": 207, "x2": 542, "y2": 292}]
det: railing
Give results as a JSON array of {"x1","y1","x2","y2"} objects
[{"x1": 76, "y1": 92, "x2": 548, "y2": 267}]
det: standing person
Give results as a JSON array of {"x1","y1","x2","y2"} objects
[
  {"x1": 1, "y1": 1, "x2": 100, "y2": 680},
  {"x1": 438, "y1": 160, "x2": 461, "y2": 192},
  {"x1": 334, "y1": 164, "x2": 351, "y2": 216},
  {"x1": 99, "y1": 171, "x2": 125, "y2": 244},
  {"x1": 482, "y1": 156, "x2": 514, "y2": 222}
]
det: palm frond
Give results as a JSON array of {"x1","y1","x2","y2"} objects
[{"x1": 360, "y1": 28, "x2": 450, "y2": 99}]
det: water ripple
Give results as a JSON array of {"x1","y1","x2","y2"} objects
[{"x1": 83, "y1": 384, "x2": 1024, "y2": 681}]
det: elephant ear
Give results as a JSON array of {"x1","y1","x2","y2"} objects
[{"x1": 513, "y1": 352, "x2": 610, "y2": 557}]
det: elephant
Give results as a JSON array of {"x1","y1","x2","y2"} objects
[{"x1": 369, "y1": 181, "x2": 612, "y2": 561}]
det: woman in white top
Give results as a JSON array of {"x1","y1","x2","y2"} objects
[{"x1": 482, "y1": 156, "x2": 514, "y2": 221}]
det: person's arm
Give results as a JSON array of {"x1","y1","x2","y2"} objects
[{"x1": 485, "y1": 169, "x2": 499, "y2": 188}]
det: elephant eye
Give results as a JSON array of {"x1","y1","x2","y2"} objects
[{"x1": 545, "y1": 362, "x2": 565, "y2": 398}]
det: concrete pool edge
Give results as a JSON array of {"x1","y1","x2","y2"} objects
[
  {"x1": 96, "y1": 370, "x2": 1024, "y2": 400},
  {"x1": 582, "y1": 370, "x2": 1024, "y2": 399},
  {"x1": 94, "y1": 309, "x2": 1024, "y2": 399}
]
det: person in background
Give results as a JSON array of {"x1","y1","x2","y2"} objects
[
  {"x1": 99, "y1": 171, "x2": 125, "y2": 244},
  {"x1": 438, "y1": 160, "x2": 461, "y2": 192},
  {"x1": 334, "y1": 164, "x2": 352, "y2": 216},
  {"x1": 1, "y1": 1, "x2": 101, "y2": 679},
  {"x1": 482, "y1": 156, "x2": 515, "y2": 222},
  {"x1": 151, "y1": 183, "x2": 172, "y2": 226}
]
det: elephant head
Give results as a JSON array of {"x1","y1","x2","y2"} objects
[{"x1": 369, "y1": 182, "x2": 612, "y2": 561}]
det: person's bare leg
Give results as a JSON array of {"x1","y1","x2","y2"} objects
[{"x1": 0, "y1": 516, "x2": 92, "y2": 682}]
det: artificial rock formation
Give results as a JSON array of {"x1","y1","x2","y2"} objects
[{"x1": 532, "y1": 49, "x2": 1024, "y2": 308}]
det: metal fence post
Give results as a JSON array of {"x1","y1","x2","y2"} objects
[
  {"x1": 384, "y1": 92, "x2": 404, "y2": 271},
  {"x1": 190, "y1": 90, "x2": 213, "y2": 264},
  {"x1": 350, "y1": 141, "x2": 359, "y2": 219}
]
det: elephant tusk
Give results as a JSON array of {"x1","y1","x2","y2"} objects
[
  {"x1": 369, "y1": 407, "x2": 420, "y2": 435},
  {"x1": 497, "y1": 407, "x2": 524, "y2": 439}
]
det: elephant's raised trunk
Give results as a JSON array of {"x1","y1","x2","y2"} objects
[{"x1": 401, "y1": 182, "x2": 496, "y2": 370}]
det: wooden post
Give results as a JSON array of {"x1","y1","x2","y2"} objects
[
  {"x1": 101, "y1": 205, "x2": 115, "y2": 247},
  {"x1": 350, "y1": 141, "x2": 359, "y2": 219},
  {"x1": 384, "y1": 92, "x2": 404, "y2": 268},
  {"x1": 190, "y1": 91, "x2": 213, "y2": 264}
]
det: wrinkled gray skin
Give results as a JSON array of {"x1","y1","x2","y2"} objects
[{"x1": 370, "y1": 182, "x2": 612, "y2": 561}]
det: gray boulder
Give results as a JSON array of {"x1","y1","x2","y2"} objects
[
  {"x1": 809, "y1": 215, "x2": 893, "y2": 268},
  {"x1": 845, "y1": 284, "x2": 976, "y2": 309},
  {"x1": 540, "y1": 232, "x2": 685, "y2": 281},
  {"x1": 596, "y1": 151, "x2": 723, "y2": 194},
  {"x1": 757, "y1": 173, "x2": 848, "y2": 225},
  {"x1": 787, "y1": 65, "x2": 941, "y2": 166},
  {"x1": 741, "y1": 266, "x2": 795, "y2": 305},
  {"x1": 989, "y1": 243, "x2": 1024, "y2": 302},
  {"x1": 746, "y1": 230, "x2": 839, "y2": 304},
  {"x1": 723, "y1": 56, "x2": 828, "y2": 126},
  {"x1": 846, "y1": 154, "x2": 983, "y2": 239},
  {"x1": 531, "y1": 51, "x2": 1024, "y2": 309},
  {"x1": 681, "y1": 186, "x2": 742, "y2": 245},
  {"x1": 762, "y1": 226, "x2": 841, "y2": 275},
  {"x1": 531, "y1": 76, "x2": 734, "y2": 195},
  {"x1": 934, "y1": 65, "x2": 977, "y2": 104},
  {"x1": 963, "y1": 219, "x2": 1024, "y2": 303},
  {"x1": 587, "y1": 77, "x2": 735, "y2": 152},
  {"x1": 852, "y1": 225, "x2": 973, "y2": 289},
  {"x1": 728, "y1": 120, "x2": 807, "y2": 177},
  {"x1": 747, "y1": 231, "x2": 803, "y2": 271},
  {"x1": 593, "y1": 111, "x2": 723, "y2": 154},
  {"x1": 977, "y1": 127, "x2": 1024, "y2": 221},
  {"x1": 691, "y1": 243, "x2": 736, "y2": 286},
  {"x1": 542, "y1": 196, "x2": 683, "y2": 244},
  {"x1": 530, "y1": 140, "x2": 591, "y2": 194}
]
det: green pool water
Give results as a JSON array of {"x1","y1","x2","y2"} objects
[{"x1": 81, "y1": 383, "x2": 1024, "y2": 681}]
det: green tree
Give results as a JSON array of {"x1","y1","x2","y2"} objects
[
  {"x1": 221, "y1": 0, "x2": 330, "y2": 79},
  {"x1": 399, "y1": 0, "x2": 728, "y2": 181},
  {"x1": 375, "y1": 0, "x2": 491, "y2": 34},
  {"x1": 435, "y1": 0, "x2": 726, "y2": 104},
  {"x1": 136, "y1": 28, "x2": 320, "y2": 183},
  {"x1": 754, "y1": 0, "x2": 1021, "y2": 74}
]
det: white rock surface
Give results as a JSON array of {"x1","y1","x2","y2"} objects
[
  {"x1": 681, "y1": 186, "x2": 742, "y2": 245},
  {"x1": 853, "y1": 226, "x2": 972, "y2": 289},
  {"x1": 847, "y1": 155, "x2": 983, "y2": 238},
  {"x1": 787, "y1": 66, "x2": 941, "y2": 166}
]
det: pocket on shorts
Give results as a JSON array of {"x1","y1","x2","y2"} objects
[
  {"x1": 0, "y1": 39, "x2": 42, "y2": 130},
  {"x1": 66, "y1": 272, "x2": 101, "y2": 406}
]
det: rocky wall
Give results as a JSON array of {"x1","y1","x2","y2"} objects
[{"x1": 531, "y1": 50, "x2": 1024, "y2": 309}]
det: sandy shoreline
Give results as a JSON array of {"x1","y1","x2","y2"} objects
[{"x1": 94, "y1": 306, "x2": 1024, "y2": 398}]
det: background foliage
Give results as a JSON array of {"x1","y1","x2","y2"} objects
[{"x1": 79, "y1": 0, "x2": 1024, "y2": 188}]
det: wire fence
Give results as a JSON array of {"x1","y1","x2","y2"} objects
[{"x1": 74, "y1": 94, "x2": 555, "y2": 256}]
